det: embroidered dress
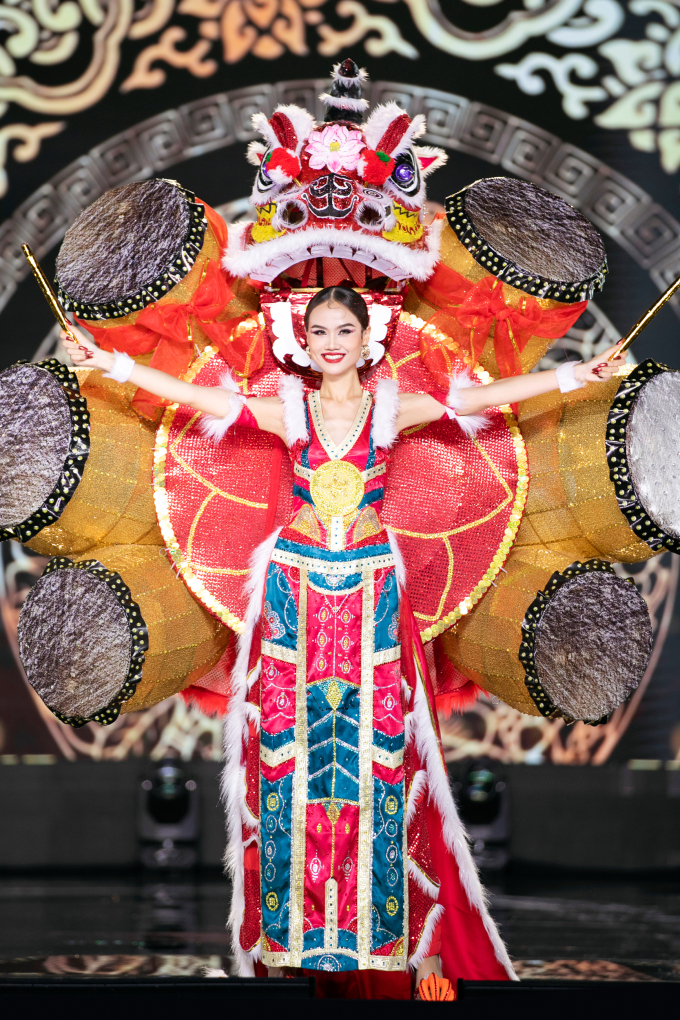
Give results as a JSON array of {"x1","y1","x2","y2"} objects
[{"x1": 224, "y1": 381, "x2": 516, "y2": 986}]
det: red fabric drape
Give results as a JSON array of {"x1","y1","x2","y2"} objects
[
  {"x1": 401, "y1": 595, "x2": 512, "y2": 986},
  {"x1": 415, "y1": 261, "x2": 588, "y2": 379}
]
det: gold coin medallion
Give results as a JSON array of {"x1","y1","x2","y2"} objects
[{"x1": 310, "y1": 460, "x2": 365, "y2": 518}]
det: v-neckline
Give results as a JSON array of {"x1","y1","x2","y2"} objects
[{"x1": 309, "y1": 389, "x2": 372, "y2": 461}]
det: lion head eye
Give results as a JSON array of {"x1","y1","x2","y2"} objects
[
  {"x1": 390, "y1": 151, "x2": 420, "y2": 196},
  {"x1": 393, "y1": 162, "x2": 414, "y2": 187}
]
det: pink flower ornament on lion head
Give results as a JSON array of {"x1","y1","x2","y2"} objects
[
  {"x1": 222, "y1": 58, "x2": 448, "y2": 285},
  {"x1": 306, "y1": 124, "x2": 366, "y2": 174}
]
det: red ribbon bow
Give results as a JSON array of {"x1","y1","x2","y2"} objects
[{"x1": 415, "y1": 262, "x2": 588, "y2": 379}]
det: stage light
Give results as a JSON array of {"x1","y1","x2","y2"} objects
[{"x1": 137, "y1": 759, "x2": 199, "y2": 870}]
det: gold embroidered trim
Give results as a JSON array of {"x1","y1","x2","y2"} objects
[
  {"x1": 289, "y1": 567, "x2": 308, "y2": 968},
  {"x1": 351, "y1": 507, "x2": 383, "y2": 544},
  {"x1": 373, "y1": 645, "x2": 401, "y2": 665},
  {"x1": 260, "y1": 742, "x2": 296, "y2": 767},
  {"x1": 289, "y1": 504, "x2": 323, "y2": 543},
  {"x1": 372, "y1": 745, "x2": 404, "y2": 769},
  {"x1": 294, "y1": 460, "x2": 386, "y2": 484},
  {"x1": 368, "y1": 954, "x2": 407, "y2": 970},
  {"x1": 264, "y1": 947, "x2": 407, "y2": 970},
  {"x1": 261, "y1": 641, "x2": 297, "y2": 664},
  {"x1": 357, "y1": 566, "x2": 375, "y2": 969},
  {"x1": 324, "y1": 877, "x2": 339, "y2": 951},
  {"x1": 309, "y1": 389, "x2": 372, "y2": 461},
  {"x1": 271, "y1": 548, "x2": 395, "y2": 576}
]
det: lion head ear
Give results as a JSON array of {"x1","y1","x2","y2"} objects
[
  {"x1": 364, "y1": 103, "x2": 428, "y2": 157},
  {"x1": 251, "y1": 105, "x2": 315, "y2": 156},
  {"x1": 270, "y1": 105, "x2": 315, "y2": 155},
  {"x1": 414, "y1": 146, "x2": 448, "y2": 176}
]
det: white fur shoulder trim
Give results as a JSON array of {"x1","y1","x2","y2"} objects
[
  {"x1": 199, "y1": 369, "x2": 246, "y2": 443},
  {"x1": 372, "y1": 378, "x2": 400, "y2": 449},
  {"x1": 446, "y1": 369, "x2": 492, "y2": 439},
  {"x1": 278, "y1": 374, "x2": 309, "y2": 447}
]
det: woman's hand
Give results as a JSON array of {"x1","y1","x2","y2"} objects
[
  {"x1": 575, "y1": 342, "x2": 626, "y2": 383},
  {"x1": 60, "y1": 324, "x2": 114, "y2": 373}
]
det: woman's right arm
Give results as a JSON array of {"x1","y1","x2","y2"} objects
[{"x1": 61, "y1": 326, "x2": 286, "y2": 439}]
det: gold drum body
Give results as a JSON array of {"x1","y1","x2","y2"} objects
[
  {"x1": 27, "y1": 369, "x2": 160, "y2": 557},
  {"x1": 516, "y1": 373, "x2": 655, "y2": 564}
]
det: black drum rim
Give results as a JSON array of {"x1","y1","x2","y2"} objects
[
  {"x1": 606, "y1": 359, "x2": 680, "y2": 555},
  {"x1": 0, "y1": 359, "x2": 90, "y2": 544},
  {"x1": 22, "y1": 557, "x2": 149, "y2": 728},
  {"x1": 56, "y1": 182, "x2": 207, "y2": 322},
  {"x1": 519, "y1": 559, "x2": 628, "y2": 724},
  {"x1": 445, "y1": 181, "x2": 608, "y2": 304}
]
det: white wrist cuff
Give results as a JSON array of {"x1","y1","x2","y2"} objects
[
  {"x1": 555, "y1": 360, "x2": 585, "y2": 393},
  {"x1": 103, "y1": 350, "x2": 135, "y2": 384}
]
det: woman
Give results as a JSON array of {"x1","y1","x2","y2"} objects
[{"x1": 63, "y1": 286, "x2": 624, "y2": 997}]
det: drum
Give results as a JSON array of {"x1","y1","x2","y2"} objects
[
  {"x1": 0, "y1": 360, "x2": 160, "y2": 555},
  {"x1": 439, "y1": 547, "x2": 652, "y2": 722},
  {"x1": 17, "y1": 543, "x2": 230, "y2": 725},
  {"x1": 516, "y1": 361, "x2": 680, "y2": 563},
  {"x1": 405, "y1": 177, "x2": 608, "y2": 377},
  {"x1": 56, "y1": 178, "x2": 258, "y2": 339}
]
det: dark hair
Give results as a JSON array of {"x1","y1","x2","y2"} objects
[{"x1": 304, "y1": 286, "x2": 369, "y2": 332}]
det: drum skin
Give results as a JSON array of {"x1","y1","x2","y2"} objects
[
  {"x1": 26, "y1": 368, "x2": 161, "y2": 557},
  {"x1": 438, "y1": 546, "x2": 652, "y2": 720},
  {"x1": 404, "y1": 223, "x2": 583, "y2": 377},
  {"x1": 515, "y1": 372, "x2": 655, "y2": 565},
  {"x1": 438, "y1": 546, "x2": 573, "y2": 716},
  {"x1": 74, "y1": 544, "x2": 231, "y2": 715},
  {"x1": 72, "y1": 222, "x2": 259, "y2": 346}
]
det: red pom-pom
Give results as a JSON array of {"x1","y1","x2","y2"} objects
[
  {"x1": 266, "y1": 148, "x2": 301, "y2": 180},
  {"x1": 180, "y1": 685, "x2": 229, "y2": 717},
  {"x1": 435, "y1": 681, "x2": 487, "y2": 717},
  {"x1": 360, "y1": 149, "x2": 395, "y2": 186}
]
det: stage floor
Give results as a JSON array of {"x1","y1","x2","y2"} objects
[{"x1": 0, "y1": 871, "x2": 677, "y2": 981}]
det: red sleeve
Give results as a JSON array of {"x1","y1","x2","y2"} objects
[{"x1": 236, "y1": 402, "x2": 260, "y2": 429}]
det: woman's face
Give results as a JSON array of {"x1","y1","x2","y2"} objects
[{"x1": 305, "y1": 300, "x2": 368, "y2": 376}]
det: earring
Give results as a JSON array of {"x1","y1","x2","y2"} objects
[{"x1": 361, "y1": 344, "x2": 370, "y2": 359}]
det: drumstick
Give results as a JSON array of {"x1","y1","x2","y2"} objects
[
  {"x1": 608, "y1": 271, "x2": 680, "y2": 360},
  {"x1": 21, "y1": 243, "x2": 78, "y2": 344}
]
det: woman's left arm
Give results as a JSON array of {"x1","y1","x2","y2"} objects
[{"x1": 396, "y1": 344, "x2": 626, "y2": 430}]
